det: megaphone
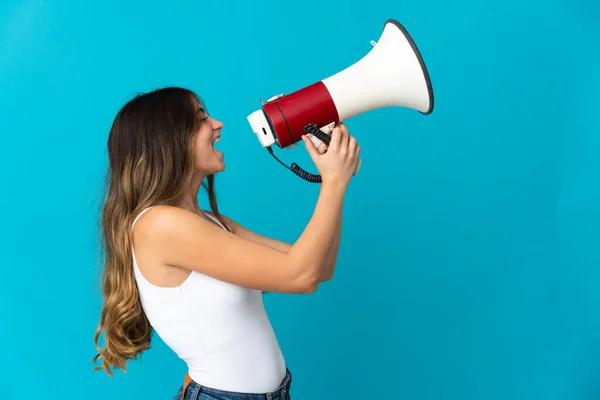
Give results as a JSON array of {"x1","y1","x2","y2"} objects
[{"x1": 247, "y1": 18, "x2": 434, "y2": 183}]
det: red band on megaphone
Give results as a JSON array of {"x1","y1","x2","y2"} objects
[{"x1": 262, "y1": 81, "x2": 339, "y2": 148}]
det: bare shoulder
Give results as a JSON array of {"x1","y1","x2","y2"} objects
[
  {"x1": 131, "y1": 205, "x2": 201, "y2": 287},
  {"x1": 133, "y1": 205, "x2": 236, "y2": 260},
  {"x1": 133, "y1": 205, "x2": 204, "y2": 248},
  {"x1": 135, "y1": 205, "x2": 210, "y2": 236}
]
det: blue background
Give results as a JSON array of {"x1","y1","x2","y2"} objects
[{"x1": 1, "y1": 0, "x2": 599, "y2": 399}]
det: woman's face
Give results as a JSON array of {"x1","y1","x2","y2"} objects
[{"x1": 193, "y1": 106, "x2": 225, "y2": 175}]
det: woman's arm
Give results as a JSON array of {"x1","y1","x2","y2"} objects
[
  {"x1": 136, "y1": 182, "x2": 345, "y2": 294},
  {"x1": 220, "y1": 213, "x2": 342, "y2": 283}
]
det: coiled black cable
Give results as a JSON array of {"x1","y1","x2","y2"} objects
[
  {"x1": 266, "y1": 123, "x2": 334, "y2": 183},
  {"x1": 303, "y1": 123, "x2": 332, "y2": 147},
  {"x1": 290, "y1": 162, "x2": 322, "y2": 183}
]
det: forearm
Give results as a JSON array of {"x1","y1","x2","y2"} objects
[
  {"x1": 288, "y1": 182, "x2": 345, "y2": 284},
  {"x1": 320, "y1": 210, "x2": 342, "y2": 281}
]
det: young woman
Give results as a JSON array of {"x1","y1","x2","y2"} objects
[{"x1": 92, "y1": 86, "x2": 361, "y2": 400}]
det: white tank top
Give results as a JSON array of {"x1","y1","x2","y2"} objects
[{"x1": 131, "y1": 207, "x2": 287, "y2": 393}]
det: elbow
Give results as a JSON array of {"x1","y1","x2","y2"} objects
[
  {"x1": 319, "y1": 271, "x2": 334, "y2": 283},
  {"x1": 319, "y1": 261, "x2": 336, "y2": 283},
  {"x1": 287, "y1": 259, "x2": 322, "y2": 294},
  {"x1": 293, "y1": 273, "x2": 320, "y2": 294},
  {"x1": 303, "y1": 278, "x2": 319, "y2": 293}
]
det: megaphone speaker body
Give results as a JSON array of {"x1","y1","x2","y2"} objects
[{"x1": 247, "y1": 19, "x2": 434, "y2": 149}]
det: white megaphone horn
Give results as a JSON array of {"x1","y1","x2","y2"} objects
[{"x1": 247, "y1": 18, "x2": 434, "y2": 183}]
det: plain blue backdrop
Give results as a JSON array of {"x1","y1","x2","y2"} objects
[{"x1": 1, "y1": 0, "x2": 599, "y2": 399}]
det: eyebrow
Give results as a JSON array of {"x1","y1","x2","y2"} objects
[{"x1": 195, "y1": 107, "x2": 209, "y2": 120}]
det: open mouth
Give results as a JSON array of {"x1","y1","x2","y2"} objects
[{"x1": 212, "y1": 136, "x2": 221, "y2": 146}]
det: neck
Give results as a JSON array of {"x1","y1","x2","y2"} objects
[{"x1": 179, "y1": 172, "x2": 206, "y2": 214}]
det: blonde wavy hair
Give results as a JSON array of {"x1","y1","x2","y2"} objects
[{"x1": 92, "y1": 87, "x2": 229, "y2": 376}]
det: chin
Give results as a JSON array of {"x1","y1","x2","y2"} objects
[{"x1": 197, "y1": 164, "x2": 225, "y2": 176}]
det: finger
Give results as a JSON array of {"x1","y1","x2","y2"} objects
[
  {"x1": 308, "y1": 134, "x2": 324, "y2": 149},
  {"x1": 339, "y1": 122, "x2": 349, "y2": 135},
  {"x1": 328, "y1": 125, "x2": 342, "y2": 152},
  {"x1": 348, "y1": 135, "x2": 357, "y2": 155},
  {"x1": 354, "y1": 158, "x2": 362, "y2": 175},
  {"x1": 317, "y1": 141, "x2": 328, "y2": 154},
  {"x1": 302, "y1": 135, "x2": 320, "y2": 160},
  {"x1": 339, "y1": 125, "x2": 349, "y2": 155}
]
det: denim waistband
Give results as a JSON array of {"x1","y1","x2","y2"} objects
[{"x1": 182, "y1": 368, "x2": 292, "y2": 400}]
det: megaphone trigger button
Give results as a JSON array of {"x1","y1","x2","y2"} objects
[{"x1": 370, "y1": 40, "x2": 377, "y2": 47}]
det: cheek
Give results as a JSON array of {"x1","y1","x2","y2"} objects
[{"x1": 193, "y1": 138, "x2": 216, "y2": 167}]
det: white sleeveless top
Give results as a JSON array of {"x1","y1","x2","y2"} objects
[{"x1": 131, "y1": 207, "x2": 287, "y2": 393}]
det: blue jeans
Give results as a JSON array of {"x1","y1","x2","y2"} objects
[{"x1": 172, "y1": 369, "x2": 292, "y2": 400}]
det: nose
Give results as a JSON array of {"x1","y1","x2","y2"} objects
[{"x1": 212, "y1": 117, "x2": 224, "y2": 131}]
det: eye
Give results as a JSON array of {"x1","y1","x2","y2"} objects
[{"x1": 196, "y1": 107, "x2": 209, "y2": 122}]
